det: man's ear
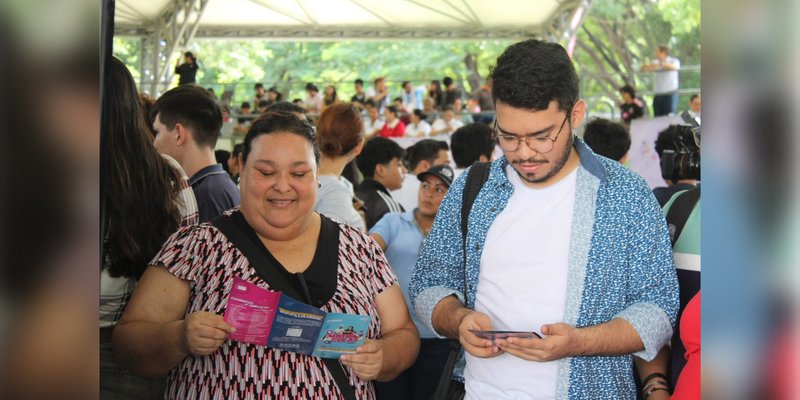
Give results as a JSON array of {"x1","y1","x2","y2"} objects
[
  {"x1": 478, "y1": 154, "x2": 490, "y2": 163},
  {"x1": 374, "y1": 163, "x2": 386, "y2": 179},
  {"x1": 173, "y1": 123, "x2": 189, "y2": 146},
  {"x1": 415, "y1": 160, "x2": 430, "y2": 175},
  {"x1": 570, "y1": 100, "x2": 587, "y2": 130}
]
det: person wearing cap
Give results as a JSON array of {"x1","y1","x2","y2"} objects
[
  {"x1": 390, "y1": 139, "x2": 450, "y2": 212},
  {"x1": 369, "y1": 164, "x2": 455, "y2": 400}
]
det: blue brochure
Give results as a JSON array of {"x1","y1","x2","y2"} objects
[
  {"x1": 312, "y1": 313, "x2": 371, "y2": 359},
  {"x1": 267, "y1": 295, "x2": 327, "y2": 355},
  {"x1": 226, "y1": 278, "x2": 371, "y2": 359}
]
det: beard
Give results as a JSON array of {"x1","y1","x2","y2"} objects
[{"x1": 511, "y1": 134, "x2": 574, "y2": 184}]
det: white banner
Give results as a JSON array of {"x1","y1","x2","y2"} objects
[{"x1": 627, "y1": 115, "x2": 685, "y2": 189}]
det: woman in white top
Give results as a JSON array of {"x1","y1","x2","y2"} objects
[
  {"x1": 304, "y1": 83, "x2": 324, "y2": 113},
  {"x1": 405, "y1": 109, "x2": 432, "y2": 138},
  {"x1": 430, "y1": 106, "x2": 464, "y2": 136},
  {"x1": 314, "y1": 102, "x2": 367, "y2": 230},
  {"x1": 101, "y1": 56, "x2": 198, "y2": 399}
]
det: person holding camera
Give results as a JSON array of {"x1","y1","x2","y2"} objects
[
  {"x1": 174, "y1": 51, "x2": 198, "y2": 86},
  {"x1": 635, "y1": 123, "x2": 701, "y2": 400},
  {"x1": 652, "y1": 124, "x2": 700, "y2": 207}
]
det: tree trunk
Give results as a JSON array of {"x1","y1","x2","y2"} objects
[{"x1": 463, "y1": 52, "x2": 481, "y2": 95}]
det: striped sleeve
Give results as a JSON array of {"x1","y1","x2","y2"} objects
[{"x1": 161, "y1": 153, "x2": 199, "y2": 226}]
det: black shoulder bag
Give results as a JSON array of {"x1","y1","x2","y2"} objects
[
  {"x1": 431, "y1": 162, "x2": 491, "y2": 400},
  {"x1": 666, "y1": 186, "x2": 700, "y2": 246},
  {"x1": 663, "y1": 186, "x2": 700, "y2": 388},
  {"x1": 211, "y1": 215, "x2": 358, "y2": 400}
]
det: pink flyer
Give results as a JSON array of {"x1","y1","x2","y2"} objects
[{"x1": 223, "y1": 277, "x2": 280, "y2": 345}]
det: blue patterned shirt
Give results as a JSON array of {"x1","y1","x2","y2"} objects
[{"x1": 408, "y1": 138, "x2": 679, "y2": 399}]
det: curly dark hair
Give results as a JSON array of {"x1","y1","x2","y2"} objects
[
  {"x1": 654, "y1": 124, "x2": 696, "y2": 157},
  {"x1": 619, "y1": 85, "x2": 637, "y2": 98},
  {"x1": 583, "y1": 118, "x2": 631, "y2": 161},
  {"x1": 266, "y1": 101, "x2": 306, "y2": 116},
  {"x1": 490, "y1": 39, "x2": 579, "y2": 112}
]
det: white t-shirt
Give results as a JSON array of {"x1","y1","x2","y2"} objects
[
  {"x1": 405, "y1": 120, "x2": 432, "y2": 137},
  {"x1": 390, "y1": 174, "x2": 420, "y2": 212},
  {"x1": 366, "y1": 87, "x2": 391, "y2": 112},
  {"x1": 315, "y1": 175, "x2": 365, "y2": 231},
  {"x1": 464, "y1": 165, "x2": 578, "y2": 400},
  {"x1": 304, "y1": 92, "x2": 324, "y2": 113},
  {"x1": 687, "y1": 110, "x2": 701, "y2": 125},
  {"x1": 453, "y1": 167, "x2": 467, "y2": 181},
  {"x1": 653, "y1": 56, "x2": 681, "y2": 94},
  {"x1": 363, "y1": 116, "x2": 384, "y2": 137},
  {"x1": 431, "y1": 118, "x2": 464, "y2": 135}
]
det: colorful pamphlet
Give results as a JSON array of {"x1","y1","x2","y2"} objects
[{"x1": 223, "y1": 277, "x2": 370, "y2": 359}]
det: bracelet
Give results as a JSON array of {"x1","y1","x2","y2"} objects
[
  {"x1": 643, "y1": 386, "x2": 670, "y2": 399},
  {"x1": 643, "y1": 379, "x2": 668, "y2": 392},
  {"x1": 643, "y1": 381, "x2": 669, "y2": 396},
  {"x1": 641, "y1": 372, "x2": 669, "y2": 387}
]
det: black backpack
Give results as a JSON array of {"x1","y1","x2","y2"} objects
[{"x1": 432, "y1": 162, "x2": 491, "y2": 400}]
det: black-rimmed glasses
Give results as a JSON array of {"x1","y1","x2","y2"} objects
[{"x1": 493, "y1": 110, "x2": 571, "y2": 153}]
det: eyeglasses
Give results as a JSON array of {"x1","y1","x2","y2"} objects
[
  {"x1": 420, "y1": 181, "x2": 447, "y2": 195},
  {"x1": 493, "y1": 109, "x2": 571, "y2": 153}
]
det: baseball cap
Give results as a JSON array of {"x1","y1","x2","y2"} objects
[{"x1": 417, "y1": 164, "x2": 455, "y2": 187}]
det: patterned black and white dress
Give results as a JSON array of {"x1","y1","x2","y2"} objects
[{"x1": 151, "y1": 209, "x2": 397, "y2": 399}]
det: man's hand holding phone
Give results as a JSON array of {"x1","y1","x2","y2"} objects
[
  {"x1": 457, "y1": 311, "x2": 504, "y2": 358},
  {"x1": 469, "y1": 330, "x2": 543, "y2": 341},
  {"x1": 495, "y1": 322, "x2": 580, "y2": 362}
]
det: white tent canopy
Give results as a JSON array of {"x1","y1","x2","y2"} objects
[{"x1": 114, "y1": 0, "x2": 590, "y2": 93}]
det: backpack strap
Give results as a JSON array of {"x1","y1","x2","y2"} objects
[
  {"x1": 665, "y1": 187, "x2": 700, "y2": 246},
  {"x1": 432, "y1": 162, "x2": 491, "y2": 400},
  {"x1": 460, "y1": 162, "x2": 491, "y2": 300},
  {"x1": 211, "y1": 213, "x2": 357, "y2": 400}
]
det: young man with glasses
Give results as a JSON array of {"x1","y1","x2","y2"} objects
[{"x1": 409, "y1": 39, "x2": 679, "y2": 399}]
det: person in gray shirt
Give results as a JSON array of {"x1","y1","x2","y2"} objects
[{"x1": 314, "y1": 103, "x2": 367, "y2": 230}]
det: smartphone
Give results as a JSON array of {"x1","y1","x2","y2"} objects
[{"x1": 469, "y1": 330, "x2": 542, "y2": 341}]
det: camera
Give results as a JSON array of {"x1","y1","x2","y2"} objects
[{"x1": 657, "y1": 121, "x2": 700, "y2": 181}]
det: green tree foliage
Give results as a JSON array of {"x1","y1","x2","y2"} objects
[
  {"x1": 572, "y1": 0, "x2": 701, "y2": 117},
  {"x1": 112, "y1": 36, "x2": 141, "y2": 82},
  {"x1": 114, "y1": 38, "x2": 512, "y2": 105},
  {"x1": 113, "y1": 0, "x2": 699, "y2": 118}
]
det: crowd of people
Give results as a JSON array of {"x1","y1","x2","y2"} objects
[
  {"x1": 208, "y1": 73, "x2": 494, "y2": 140},
  {"x1": 193, "y1": 44, "x2": 698, "y2": 139},
  {"x1": 101, "y1": 38, "x2": 700, "y2": 400}
]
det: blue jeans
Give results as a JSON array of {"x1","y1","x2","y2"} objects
[
  {"x1": 653, "y1": 93, "x2": 678, "y2": 116},
  {"x1": 100, "y1": 343, "x2": 166, "y2": 400}
]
